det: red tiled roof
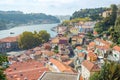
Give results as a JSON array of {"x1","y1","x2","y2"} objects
[
  {"x1": 5, "y1": 60, "x2": 49, "y2": 80},
  {"x1": 63, "y1": 60, "x2": 73, "y2": 66},
  {"x1": 87, "y1": 51, "x2": 97, "y2": 58},
  {"x1": 96, "y1": 45, "x2": 109, "y2": 50},
  {"x1": 50, "y1": 58, "x2": 74, "y2": 73},
  {"x1": 113, "y1": 46, "x2": 120, "y2": 52},
  {"x1": 0, "y1": 37, "x2": 18, "y2": 43},
  {"x1": 89, "y1": 42, "x2": 96, "y2": 46},
  {"x1": 82, "y1": 60, "x2": 100, "y2": 72},
  {"x1": 95, "y1": 38, "x2": 111, "y2": 46}
]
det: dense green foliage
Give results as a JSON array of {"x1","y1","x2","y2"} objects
[
  {"x1": 94, "y1": 4, "x2": 118, "y2": 34},
  {"x1": 0, "y1": 68, "x2": 6, "y2": 80},
  {"x1": 117, "y1": 4, "x2": 120, "y2": 17},
  {"x1": 110, "y1": 16, "x2": 120, "y2": 44},
  {"x1": 0, "y1": 54, "x2": 8, "y2": 65},
  {"x1": 18, "y1": 30, "x2": 50, "y2": 49},
  {"x1": 0, "y1": 54, "x2": 8, "y2": 80},
  {"x1": 61, "y1": 17, "x2": 90, "y2": 26},
  {"x1": 90, "y1": 61, "x2": 120, "y2": 80},
  {"x1": 0, "y1": 11, "x2": 60, "y2": 30},
  {"x1": 54, "y1": 45, "x2": 59, "y2": 53},
  {"x1": 70, "y1": 8, "x2": 107, "y2": 20},
  {"x1": 86, "y1": 32, "x2": 95, "y2": 40}
]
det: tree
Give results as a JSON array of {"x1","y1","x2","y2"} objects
[
  {"x1": 0, "y1": 54, "x2": 8, "y2": 80},
  {"x1": 38, "y1": 30, "x2": 50, "y2": 43},
  {"x1": 110, "y1": 4, "x2": 118, "y2": 26},
  {"x1": 0, "y1": 54, "x2": 8, "y2": 65},
  {"x1": 110, "y1": 16, "x2": 120, "y2": 44},
  {"x1": 0, "y1": 68, "x2": 6, "y2": 80},
  {"x1": 54, "y1": 46, "x2": 59, "y2": 53},
  {"x1": 18, "y1": 30, "x2": 50, "y2": 49},
  {"x1": 90, "y1": 61, "x2": 120, "y2": 80},
  {"x1": 90, "y1": 72, "x2": 99, "y2": 80},
  {"x1": 94, "y1": 21, "x2": 104, "y2": 34},
  {"x1": 18, "y1": 31, "x2": 36, "y2": 49},
  {"x1": 94, "y1": 4, "x2": 118, "y2": 34}
]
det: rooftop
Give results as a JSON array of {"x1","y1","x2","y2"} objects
[
  {"x1": 113, "y1": 46, "x2": 120, "y2": 52},
  {"x1": 0, "y1": 36, "x2": 18, "y2": 43},
  {"x1": 38, "y1": 72, "x2": 80, "y2": 80},
  {"x1": 49, "y1": 58, "x2": 74, "y2": 73},
  {"x1": 5, "y1": 60, "x2": 49, "y2": 80},
  {"x1": 82, "y1": 60, "x2": 100, "y2": 72}
]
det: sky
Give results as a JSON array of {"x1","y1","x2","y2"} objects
[{"x1": 0, "y1": 0, "x2": 120, "y2": 15}]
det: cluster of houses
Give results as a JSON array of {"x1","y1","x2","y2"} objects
[
  {"x1": 0, "y1": 36, "x2": 19, "y2": 53},
  {"x1": 1, "y1": 21, "x2": 120, "y2": 80}
]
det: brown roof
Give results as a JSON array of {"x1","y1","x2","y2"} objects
[
  {"x1": 113, "y1": 46, "x2": 120, "y2": 52},
  {"x1": 0, "y1": 37, "x2": 18, "y2": 43},
  {"x1": 87, "y1": 51, "x2": 97, "y2": 58},
  {"x1": 82, "y1": 60, "x2": 100, "y2": 72},
  {"x1": 89, "y1": 42, "x2": 96, "y2": 47},
  {"x1": 41, "y1": 50, "x2": 55, "y2": 56},
  {"x1": 5, "y1": 60, "x2": 49, "y2": 80},
  {"x1": 96, "y1": 45, "x2": 109, "y2": 50},
  {"x1": 95, "y1": 38, "x2": 111, "y2": 47},
  {"x1": 50, "y1": 58, "x2": 74, "y2": 73}
]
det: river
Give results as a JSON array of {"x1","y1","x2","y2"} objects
[{"x1": 0, "y1": 23, "x2": 59, "y2": 39}]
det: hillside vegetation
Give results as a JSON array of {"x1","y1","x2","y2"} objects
[{"x1": 0, "y1": 11, "x2": 60, "y2": 30}]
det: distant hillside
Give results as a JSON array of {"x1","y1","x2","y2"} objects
[
  {"x1": 0, "y1": 11, "x2": 60, "y2": 30},
  {"x1": 55, "y1": 15, "x2": 70, "y2": 22},
  {"x1": 70, "y1": 8, "x2": 108, "y2": 20}
]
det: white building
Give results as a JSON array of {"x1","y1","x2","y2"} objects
[
  {"x1": 81, "y1": 60, "x2": 100, "y2": 80},
  {"x1": 112, "y1": 46, "x2": 120, "y2": 62}
]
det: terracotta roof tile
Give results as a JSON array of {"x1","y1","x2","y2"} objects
[
  {"x1": 5, "y1": 60, "x2": 49, "y2": 80},
  {"x1": 87, "y1": 51, "x2": 97, "y2": 58},
  {"x1": 89, "y1": 42, "x2": 96, "y2": 46},
  {"x1": 82, "y1": 60, "x2": 100, "y2": 72},
  {"x1": 0, "y1": 37, "x2": 18, "y2": 43},
  {"x1": 113, "y1": 46, "x2": 120, "y2": 52},
  {"x1": 50, "y1": 58, "x2": 74, "y2": 73}
]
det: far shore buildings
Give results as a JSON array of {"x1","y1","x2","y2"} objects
[
  {"x1": 101, "y1": 10, "x2": 112, "y2": 18},
  {"x1": 0, "y1": 36, "x2": 19, "y2": 53}
]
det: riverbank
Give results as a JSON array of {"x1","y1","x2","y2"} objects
[{"x1": 0, "y1": 23, "x2": 59, "y2": 39}]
